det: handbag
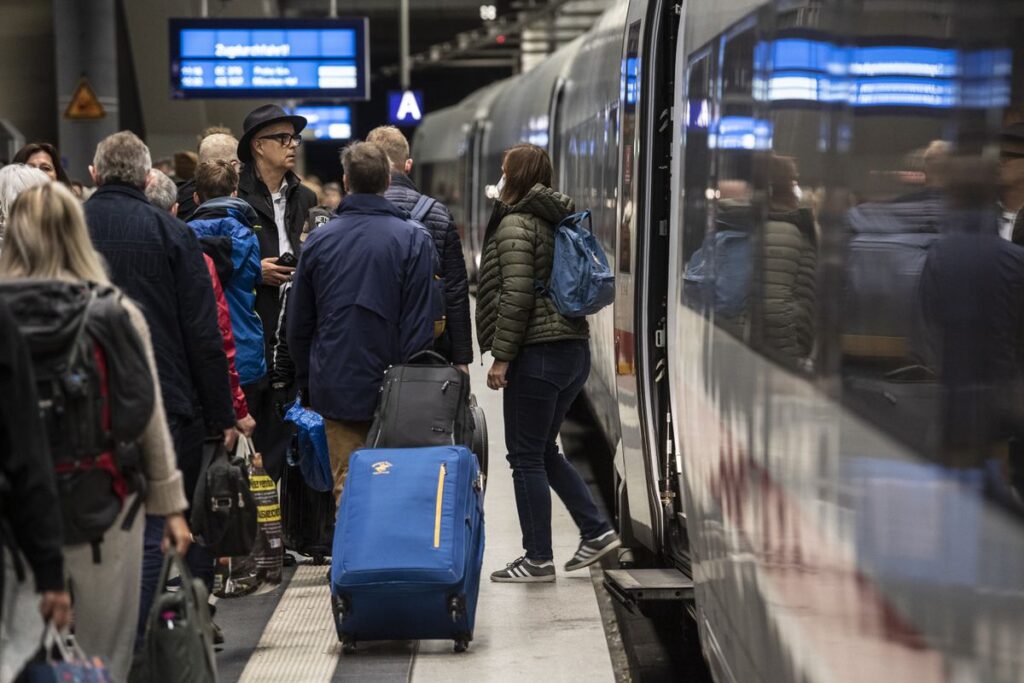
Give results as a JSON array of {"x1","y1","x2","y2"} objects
[
  {"x1": 214, "y1": 439, "x2": 283, "y2": 598},
  {"x1": 283, "y1": 399, "x2": 333, "y2": 493},
  {"x1": 18, "y1": 623, "x2": 113, "y2": 683},
  {"x1": 130, "y1": 550, "x2": 218, "y2": 683},
  {"x1": 190, "y1": 438, "x2": 258, "y2": 557}
]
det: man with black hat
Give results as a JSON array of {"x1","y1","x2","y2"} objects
[{"x1": 237, "y1": 104, "x2": 318, "y2": 479}]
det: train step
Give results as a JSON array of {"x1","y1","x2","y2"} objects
[{"x1": 603, "y1": 568, "x2": 694, "y2": 618}]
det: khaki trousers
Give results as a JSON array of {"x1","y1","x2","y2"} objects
[{"x1": 324, "y1": 419, "x2": 372, "y2": 506}]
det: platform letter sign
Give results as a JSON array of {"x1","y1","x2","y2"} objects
[{"x1": 388, "y1": 90, "x2": 424, "y2": 126}]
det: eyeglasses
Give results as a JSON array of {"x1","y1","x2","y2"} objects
[{"x1": 258, "y1": 133, "x2": 302, "y2": 147}]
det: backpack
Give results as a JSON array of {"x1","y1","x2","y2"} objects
[
  {"x1": 0, "y1": 280, "x2": 154, "y2": 558},
  {"x1": 542, "y1": 210, "x2": 615, "y2": 317},
  {"x1": 190, "y1": 439, "x2": 258, "y2": 558},
  {"x1": 408, "y1": 194, "x2": 447, "y2": 336},
  {"x1": 367, "y1": 351, "x2": 475, "y2": 451}
]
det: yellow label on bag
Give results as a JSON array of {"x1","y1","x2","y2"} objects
[
  {"x1": 249, "y1": 474, "x2": 277, "y2": 492},
  {"x1": 257, "y1": 504, "x2": 282, "y2": 523}
]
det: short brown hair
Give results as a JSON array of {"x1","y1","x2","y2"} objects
[
  {"x1": 501, "y1": 144, "x2": 552, "y2": 205},
  {"x1": 340, "y1": 142, "x2": 390, "y2": 195},
  {"x1": 366, "y1": 126, "x2": 410, "y2": 169},
  {"x1": 195, "y1": 160, "x2": 239, "y2": 203}
]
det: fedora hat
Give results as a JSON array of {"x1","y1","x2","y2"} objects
[{"x1": 237, "y1": 104, "x2": 307, "y2": 163}]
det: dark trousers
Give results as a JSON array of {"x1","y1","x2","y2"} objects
[
  {"x1": 503, "y1": 340, "x2": 611, "y2": 562},
  {"x1": 243, "y1": 378, "x2": 293, "y2": 481},
  {"x1": 136, "y1": 414, "x2": 214, "y2": 644}
]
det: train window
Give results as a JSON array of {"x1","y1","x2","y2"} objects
[{"x1": 679, "y1": 51, "x2": 714, "y2": 315}]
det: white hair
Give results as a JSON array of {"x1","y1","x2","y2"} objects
[
  {"x1": 145, "y1": 168, "x2": 178, "y2": 212},
  {"x1": 0, "y1": 164, "x2": 50, "y2": 233},
  {"x1": 93, "y1": 131, "x2": 152, "y2": 189},
  {"x1": 198, "y1": 133, "x2": 240, "y2": 165}
]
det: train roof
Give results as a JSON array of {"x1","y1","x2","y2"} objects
[{"x1": 412, "y1": 79, "x2": 508, "y2": 165}]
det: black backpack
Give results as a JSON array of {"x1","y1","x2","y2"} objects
[
  {"x1": 190, "y1": 439, "x2": 258, "y2": 558},
  {"x1": 0, "y1": 281, "x2": 155, "y2": 557},
  {"x1": 367, "y1": 350, "x2": 476, "y2": 451}
]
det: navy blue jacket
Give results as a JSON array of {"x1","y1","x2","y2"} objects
[
  {"x1": 85, "y1": 184, "x2": 235, "y2": 430},
  {"x1": 287, "y1": 193, "x2": 441, "y2": 421}
]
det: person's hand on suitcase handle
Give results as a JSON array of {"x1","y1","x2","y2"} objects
[{"x1": 162, "y1": 512, "x2": 192, "y2": 556}]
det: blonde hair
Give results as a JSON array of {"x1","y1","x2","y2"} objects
[
  {"x1": 0, "y1": 182, "x2": 109, "y2": 284},
  {"x1": 366, "y1": 126, "x2": 410, "y2": 169}
]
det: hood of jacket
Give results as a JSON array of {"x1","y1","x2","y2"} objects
[
  {"x1": 503, "y1": 183, "x2": 574, "y2": 224},
  {"x1": 191, "y1": 196, "x2": 259, "y2": 230}
]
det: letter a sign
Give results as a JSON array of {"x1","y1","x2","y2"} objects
[{"x1": 388, "y1": 90, "x2": 424, "y2": 127}]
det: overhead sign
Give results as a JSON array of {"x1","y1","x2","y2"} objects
[
  {"x1": 169, "y1": 18, "x2": 370, "y2": 100},
  {"x1": 64, "y1": 78, "x2": 105, "y2": 120},
  {"x1": 291, "y1": 105, "x2": 353, "y2": 140},
  {"x1": 388, "y1": 90, "x2": 424, "y2": 126}
]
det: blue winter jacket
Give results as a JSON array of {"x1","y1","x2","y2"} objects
[
  {"x1": 287, "y1": 193, "x2": 441, "y2": 421},
  {"x1": 188, "y1": 197, "x2": 267, "y2": 385}
]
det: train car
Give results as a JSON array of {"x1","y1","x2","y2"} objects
[{"x1": 419, "y1": 0, "x2": 1024, "y2": 680}]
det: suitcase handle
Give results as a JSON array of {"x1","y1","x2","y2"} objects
[{"x1": 407, "y1": 350, "x2": 450, "y2": 366}]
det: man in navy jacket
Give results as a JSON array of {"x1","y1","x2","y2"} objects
[
  {"x1": 287, "y1": 141, "x2": 440, "y2": 504},
  {"x1": 85, "y1": 131, "x2": 236, "y2": 628}
]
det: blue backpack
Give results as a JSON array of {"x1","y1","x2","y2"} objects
[
  {"x1": 543, "y1": 210, "x2": 615, "y2": 317},
  {"x1": 683, "y1": 230, "x2": 752, "y2": 318}
]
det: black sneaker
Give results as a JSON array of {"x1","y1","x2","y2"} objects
[
  {"x1": 490, "y1": 556, "x2": 555, "y2": 583},
  {"x1": 564, "y1": 530, "x2": 621, "y2": 572},
  {"x1": 211, "y1": 620, "x2": 225, "y2": 647}
]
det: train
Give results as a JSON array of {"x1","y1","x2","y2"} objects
[{"x1": 413, "y1": 0, "x2": 1024, "y2": 681}]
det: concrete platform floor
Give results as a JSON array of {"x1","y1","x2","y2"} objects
[{"x1": 216, "y1": 345, "x2": 616, "y2": 682}]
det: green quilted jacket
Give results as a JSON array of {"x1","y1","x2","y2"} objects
[{"x1": 476, "y1": 184, "x2": 589, "y2": 361}]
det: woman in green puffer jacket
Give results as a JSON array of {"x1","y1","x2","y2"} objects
[{"x1": 476, "y1": 144, "x2": 618, "y2": 584}]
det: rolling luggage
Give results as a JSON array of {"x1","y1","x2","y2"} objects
[
  {"x1": 330, "y1": 446, "x2": 485, "y2": 653},
  {"x1": 366, "y1": 351, "x2": 487, "y2": 481},
  {"x1": 280, "y1": 458, "x2": 334, "y2": 564}
]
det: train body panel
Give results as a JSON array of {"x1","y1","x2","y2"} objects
[{"x1": 416, "y1": 0, "x2": 1024, "y2": 679}]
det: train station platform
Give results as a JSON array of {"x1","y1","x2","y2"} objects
[{"x1": 214, "y1": 344, "x2": 617, "y2": 682}]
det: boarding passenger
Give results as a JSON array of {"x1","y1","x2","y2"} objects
[
  {"x1": 13, "y1": 142, "x2": 71, "y2": 186},
  {"x1": 237, "y1": 105, "x2": 318, "y2": 480},
  {"x1": 1, "y1": 183, "x2": 191, "y2": 682},
  {"x1": 188, "y1": 161, "x2": 264, "y2": 433},
  {"x1": 476, "y1": 143, "x2": 619, "y2": 582},
  {"x1": 83, "y1": 131, "x2": 236, "y2": 635},
  {"x1": 286, "y1": 141, "x2": 440, "y2": 505},
  {"x1": 368, "y1": 125, "x2": 473, "y2": 372},
  {"x1": 176, "y1": 132, "x2": 242, "y2": 222},
  {"x1": 0, "y1": 164, "x2": 49, "y2": 245},
  {"x1": 0, "y1": 298, "x2": 70, "y2": 681},
  {"x1": 146, "y1": 167, "x2": 255, "y2": 440}
]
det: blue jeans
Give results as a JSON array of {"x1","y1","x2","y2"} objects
[{"x1": 503, "y1": 340, "x2": 611, "y2": 562}]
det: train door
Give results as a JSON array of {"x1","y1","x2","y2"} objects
[{"x1": 615, "y1": 0, "x2": 683, "y2": 563}]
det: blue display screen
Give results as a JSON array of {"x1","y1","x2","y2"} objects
[
  {"x1": 710, "y1": 116, "x2": 773, "y2": 150},
  {"x1": 755, "y1": 37, "x2": 1010, "y2": 109},
  {"x1": 624, "y1": 57, "x2": 639, "y2": 106},
  {"x1": 292, "y1": 106, "x2": 353, "y2": 140},
  {"x1": 169, "y1": 19, "x2": 369, "y2": 100}
]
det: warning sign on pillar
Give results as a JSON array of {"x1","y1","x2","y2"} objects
[
  {"x1": 64, "y1": 78, "x2": 106, "y2": 120},
  {"x1": 387, "y1": 90, "x2": 424, "y2": 127}
]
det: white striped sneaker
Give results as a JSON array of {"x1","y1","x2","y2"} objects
[
  {"x1": 564, "y1": 530, "x2": 621, "y2": 572},
  {"x1": 490, "y1": 556, "x2": 556, "y2": 583}
]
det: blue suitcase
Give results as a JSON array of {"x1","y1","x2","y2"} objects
[{"x1": 330, "y1": 446, "x2": 485, "y2": 653}]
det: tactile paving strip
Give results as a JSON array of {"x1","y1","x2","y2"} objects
[{"x1": 238, "y1": 566, "x2": 340, "y2": 682}]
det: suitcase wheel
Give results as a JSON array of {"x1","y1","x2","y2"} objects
[
  {"x1": 453, "y1": 634, "x2": 471, "y2": 653},
  {"x1": 447, "y1": 595, "x2": 466, "y2": 622},
  {"x1": 331, "y1": 594, "x2": 347, "y2": 643}
]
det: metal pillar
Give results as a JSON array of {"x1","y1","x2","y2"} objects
[
  {"x1": 329, "y1": 0, "x2": 338, "y2": 18},
  {"x1": 400, "y1": 0, "x2": 410, "y2": 90},
  {"x1": 54, "y1": 0, "x2": 120, "y2": 182}
]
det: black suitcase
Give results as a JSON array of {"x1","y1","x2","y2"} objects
[{"x1": 280, "y1": 459, "x2": 334, "y2": 564}]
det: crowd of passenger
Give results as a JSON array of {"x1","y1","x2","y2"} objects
[{"x1": 0, "y1": 103, "x2": 615, "y2": 681}]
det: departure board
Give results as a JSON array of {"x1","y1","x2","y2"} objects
[{"x1": 169, "y1": 18, "x2": 369, "y2": 100}]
